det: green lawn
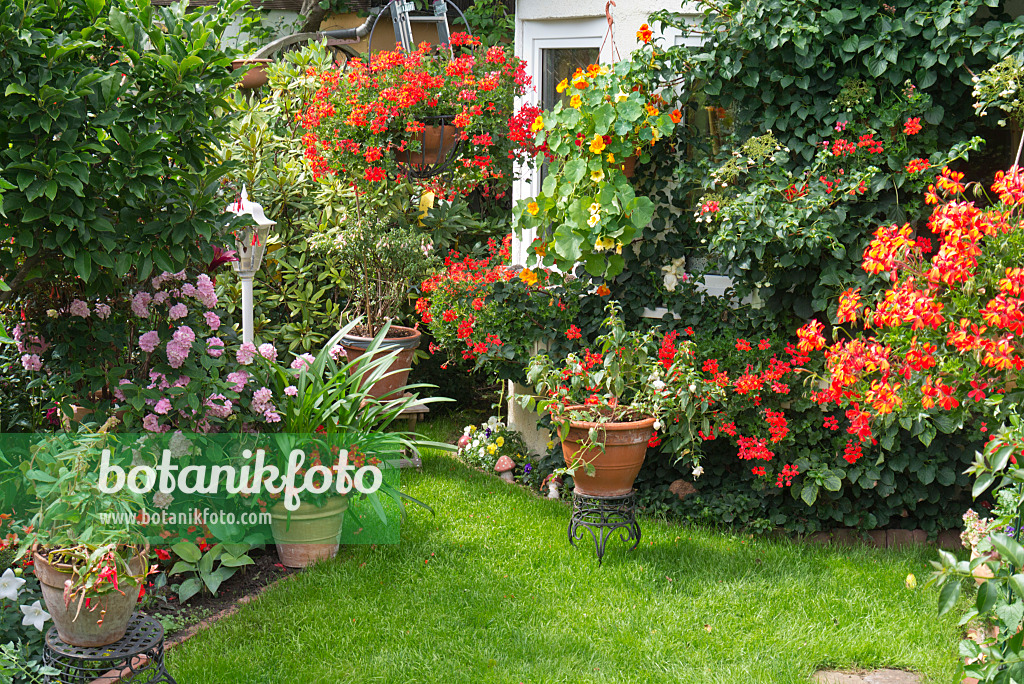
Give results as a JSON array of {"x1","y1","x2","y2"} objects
[{"x1": 167, "y1": 417, "x2": 963, "y2": 683}]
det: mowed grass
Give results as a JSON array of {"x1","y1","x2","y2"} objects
[{"x1": 167, "y1": 416, "x2": 963, "y2": 683}]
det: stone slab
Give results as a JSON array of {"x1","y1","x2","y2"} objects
[{"x1": 814, "y1": 669, "x2": 922, "y2": 684}]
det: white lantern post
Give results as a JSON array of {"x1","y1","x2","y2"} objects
[{"x1": 226, "y1": 186, "x2": 275, "y2": 345}]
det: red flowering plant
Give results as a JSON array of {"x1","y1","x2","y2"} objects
[
  {"x1": 519, "y1": 302, "x2": 715, "y2": 468},
  {"x1": 695, "y1": 80, "x2": 982, "y2": 317},
  {"x1": 296, "y1": 33, "x2": 534, "y2": 210},
  {"x1": 417, "y1": 234, "x2": 585, "y2": 384},
  {"x1": 791, "y1": 164, "x2": 1024, "y2": 676},
  {"x1": 512, "y1": 25, "x2": 683, "y2": 278},
  {"x1": 686, "y1": 330, "x2": 850, "y2": 507}
]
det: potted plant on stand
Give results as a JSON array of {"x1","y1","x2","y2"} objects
[
  {"x1": 520, "y1": 302, "x2": 714, "y2": 496},
  {"x1": 17, "y1": 426, "x2": 150, "y2": 647},
  {"x1": 257, "y1": 319, "x2": 447, "y2": 567}
]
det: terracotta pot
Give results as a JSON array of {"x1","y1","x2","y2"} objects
[
  {"x1": 231, "y1": 58, "x2": 273, "y2": 89},
  {"x1": 558, "y1": 407, "x2": 656, "y2": 497},
  {"x1": 34, "y1": 550, "x2": 146, "y2": 647},
  {"x1": 971, "y1": 547, "x2": 998, "y2": 586},
  {"x1": 339, "y1": 326, "x2": 421, "y2": 399},
  {"x1": 395, "y1": 124, "x2": 459, "y2": 168},
  {"x1": 270, "y1": 497, "x2": 348, "y2": 568},
  {"x1": 620, "y1": 154, "x2": 638, "y2": 178}
]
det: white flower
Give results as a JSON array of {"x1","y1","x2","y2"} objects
[
  {"x1": 692, "y1": 465, "x2": 704, "y2": 478},
  {"x1": 689, "y1": 384, "x2": 697, "y2": 393},
  {"x1": 0, "y1": 568, "x2": 26, "y2": 601},
  {"x1": 663, "y1": 273, "x2": 678, "y2": 292},
  {"x1": 46, "y1": 309, "x2": 58, "y2": 318},
  {"x1": 653, "y1": 421, "x2": 661, "y2": 430},
  {"x1": 652, "y1": 380, "x2": 665, "y2": 390},
  {"x1": 20, "y1": 600, "x2": 50, "y2": 631}
]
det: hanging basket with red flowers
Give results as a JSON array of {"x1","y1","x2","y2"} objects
[{"x1": 297, "y1": 33, "x2": 536, "y2": 202}]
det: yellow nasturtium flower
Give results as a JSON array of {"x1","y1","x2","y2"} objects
[
  {"x1": 530, "y1": 115, "x2": 544, "y2": 132},
  {"x1": 569, "y1": 93, "x2": 582, "y2": 109},
  {"x1": 645, "y1": 103, "x2": 659, "y2": 117},
  {"x1": 590, "y1": 169, "x2": 605, "y2": 182},
  {"x1": 588, "y1": 202, "x2": 601, "y2": 214},
  {"x1": 519, "y1": 268, "x2": 538, "y2": 285},
  {"x1": 651, "y1": 127, "x2": 662, "y2": 143},
  {"x1": 606, "y1": 152, "x2": 616, "y2": 164},
  {"x1": 587, "y1": 213, "x2": 600, "y2": 227},
  {"x1": 589, "y1": 134, "x2": 606, "y2": 154},
  {"x1": 594, "y1": 236, "x2": 616, "y2": 252},
  {"x1": 527, "y1": 201, "x2": 539, "y2": 216},
  {"x1": 556, "y1": 78, "x2": 568, "y2": 94}
]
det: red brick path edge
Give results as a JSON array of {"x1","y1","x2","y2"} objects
[
  {"x1": 802, "y1": 528, "x2": 962, "y2": 550},
  {"x1": 86, "y1": 574, "x2": 296, "y2": 683}
]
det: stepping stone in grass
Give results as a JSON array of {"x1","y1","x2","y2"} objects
[{"x1": 813, "y1": 670, "x2": 921, "y2": 684}]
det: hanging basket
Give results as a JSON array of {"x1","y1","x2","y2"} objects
[{"x1": 393, "y1": 115, "x2": 463, "y2": 179}]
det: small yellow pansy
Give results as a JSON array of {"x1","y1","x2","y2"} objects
[
  {"x1": 496, "y1": 436, "x2": 505, "y2": 447},
  {"x1": 487, "y1": 444, "x2": 496, "y2": 454},
  {"x1": 546, "y1": 440, "x2": 555, "y2": 450}
]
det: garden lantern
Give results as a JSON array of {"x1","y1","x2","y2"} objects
[{"x1": 226, "y1": 186, "x2": 275, "y2": 345}]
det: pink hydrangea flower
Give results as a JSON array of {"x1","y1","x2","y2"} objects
[
  {"x1": 168, "y1": 303, "x2": 188, "y2": 320},
  {"x1": 153, "y1": 291, "x2": 169, "y2": 305},
  {"x1": 290, "y1": 353, "x2": 315, "y2": 371},
  {"x1": 237, "y1": 342, "x2": 257, "y2": 365},
  {"x1": 195, "y1": 274, "x2": 217, "y2": 309},
  {"x1": 94, "y1": 303, "x2": 111, "y2": 320},
  {"x1": 139, "y1": 331, "x2": 160, "y2": 353},
  {"x1": 329, "y1": 345, "x2": 345, "y2": 362},
  {"x1": 264, "y1": 410, "x2": 281, "y2": 423},
  {"x1": 142, "y1": 414, "x2": 163, "y2": 432},
  {"x1": 205, "y1": 394, "x2": 233, "y2": 419},
  {"x1": 204, "y1": 312, "x2": 221, "y2": 331},
  {"x1": 226, "y1": 371, "x2": 248, "y2": 392},
  {"x1": 180, "y1": 283, "x2": 197, "y2": 298},
  {"x1": 166, "y1": 327, "x2": 195, "y2": 369},
  {"x1": 154, "y1": 398, "x2": 172, "y2": 415},
  {"x1": 258, "y1": 343, "x2": 277, "y2": 362},
  {"x1": 284, "y1": 385, "x2": 298, "y2": 397},
  {"x1": 69, "y1": 299, "x2": 90, "y2": 318},
  {"x1": 113, "y1": 379, "x2": 131, "y2": 402},
  {"x1": 131, "y1": 292, "x2": 152, "y2": 318},
  {"x1": 20, "y1": 354, "x2": 42, "y2": 371},
  {"x1": 206, "y1": 337, "x2": 224, "y2": 358}
]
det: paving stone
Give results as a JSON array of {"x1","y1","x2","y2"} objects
[
  {"x1": 937, "y1": 529, "x2": 963, "y2": 550},
  {"x1": 813, "y1": 669, "x2": 922, "y2": 683}
]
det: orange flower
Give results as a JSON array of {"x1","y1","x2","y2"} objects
[
  {"x1": 570, "y1": 93, "x2": 582, "y2": 109},
  {"x1": 519, "y1": 268, "x2": 538, "y2": 286},
  {"x1": 596, "y1": 284, "x2": 611, "y2": 296},
  {"x1": 645, "y1": 103, "x2": 659, "y2": 117},
  {"x1": 527, "y1": 201, "x2": 539, "y2": 216},
  {"x1": 637, "y1": 23, "x2": 653, "y2": 43},
  {"x1": 836, "y1": 287, "x2": 861, "y2": 324},
  {"x1": 796, "y1": 320, "x2": 826, "y2": 352},
  {"x1": 670, "y1": 109, "x2": 682, "y2": 124},
  {"x1": 574, "y1": 80, "x2": 589, "y2": 90},
  {"x1": 588, "y1": 134, "x2": 607, "y2": 154}
]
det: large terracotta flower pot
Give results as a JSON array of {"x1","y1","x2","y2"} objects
[
  {"x1": 339, "y1": 326, "x2": 421, "y2": 399},
  {"x1": 558, "y1": 407, "x2": 656, "y2": 497},
  {"x1": 270, "y1": 497, "x2": 348, "y2": 568},
  {"x1": 231, "y1": 58, "x2": 273, "y2": 89},
  {"x1": 620, "y1": 154, "x2": 638, "y2": 178},
  {"x1": 971, "y1": 547, "x2": 998, "y2": 586},
  {"x1": 34, "y1": 550, "x2": 146, "y2": 647}
]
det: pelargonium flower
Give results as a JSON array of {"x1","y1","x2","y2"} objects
[
  {"x1": 204, "y1": 312, "x2": 221, "y2": 331},
  {"x1": 206, "y1": 337, "x2": 224, "y2": 358},
  {"x1": 139, "y1": 331, "x2": 160, "y2": 353},
  {"x1": 237, "y1": 342, "x2": 257, "y2": 366},
  {"x1": 284, "y1": 385, "x2": 298, "y2": 397},
  {"x1": 258, "y1": 343, "x2": 277, "y2": 362},
  {"x1": 290, "y1": 353, "x2": 315, "y2": 371},
  {"x1": 168, "y1": 303, "x2": 188, "y2": 320},
  {"x1": 20, "y1": 354, "x2": 42, "y2": 372},
  {"x1": 69, "y1": 299, "x2": 90, "y2": 318}
]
